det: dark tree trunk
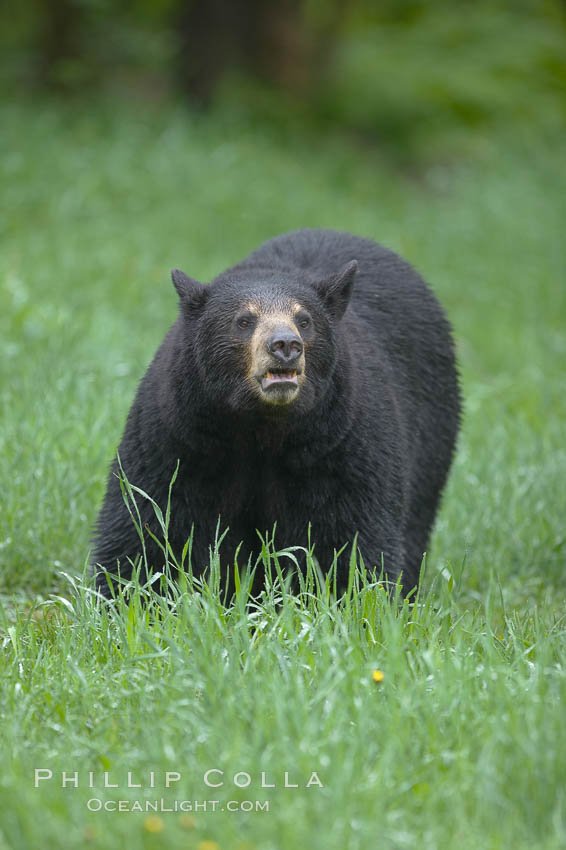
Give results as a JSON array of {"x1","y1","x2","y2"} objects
[
  {"x1": 175, "y1": 0, "x2": 341, "y2": 105},
  {"x1": 176, "y1": 0, "x2": 250, "y2": 106},
  {"x1": 35, "y1": 0, "x2": 84, "y2": 90}
]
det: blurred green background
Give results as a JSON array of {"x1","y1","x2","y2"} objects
[{"x1": 3, "y1": 0, "x2": 566, "y2": 161}]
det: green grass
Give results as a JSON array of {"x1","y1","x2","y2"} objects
[{"x1": 1, "y1": 96, "x2": 565, "y2": 849}]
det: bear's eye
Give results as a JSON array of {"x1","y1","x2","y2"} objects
[
  {"x1": 298, "y1": 317, "x2": 311, "y2": 329},
  {"x1": 236, "y1": 314, "x2": 256, "y2": 330}
]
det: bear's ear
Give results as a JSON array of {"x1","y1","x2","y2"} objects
[
  {"x1": 315, "y1": 260, "x2": 358, "y2": 321},
  {"x1": 171, "y1": 269, "x2": 208, "y2": 312}
]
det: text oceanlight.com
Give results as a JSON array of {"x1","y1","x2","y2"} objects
[{"x1": 86, "y1": 798, "x2": 270, "y2": 813}]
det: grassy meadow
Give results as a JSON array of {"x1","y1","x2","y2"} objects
[{"x1": 0, "y1": 97, "x2": 565, "y2": 849}]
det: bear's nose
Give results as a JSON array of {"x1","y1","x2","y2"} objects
[{"x1": 267, "y1": 329, "x2": 303, "y2": 363}]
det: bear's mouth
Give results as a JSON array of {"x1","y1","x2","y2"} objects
[{"x1": 260, "y1": 369, "x2": 299, "y2": 391}]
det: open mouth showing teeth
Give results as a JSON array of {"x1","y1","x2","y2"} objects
[{"x1": 261, "y1": 370, "x2": 299, "y2": 391}]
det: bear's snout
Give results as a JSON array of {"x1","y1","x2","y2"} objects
[{"x1": 267, "y1": 328, "x2": 303, "y2": 365}]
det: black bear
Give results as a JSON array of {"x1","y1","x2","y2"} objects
[{"x1": 92, "y1": 229, "x2": 460, "y2": 596}]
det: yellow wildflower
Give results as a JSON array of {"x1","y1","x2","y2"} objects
[{"x1": 144, "y1": 815, "x2": 165, "y2": 833}]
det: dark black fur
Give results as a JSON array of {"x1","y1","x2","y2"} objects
[{"x1": 92, "y1": 229, "x2": 460, "y2": 595}]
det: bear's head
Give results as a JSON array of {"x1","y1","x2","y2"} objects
[{"x1": 171, "y1": 260, "x2": 358, "y2": 416}]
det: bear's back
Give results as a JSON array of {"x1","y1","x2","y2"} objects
[{"x1": 241, "y1": 228, "x2": 393, "y2": 282}]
